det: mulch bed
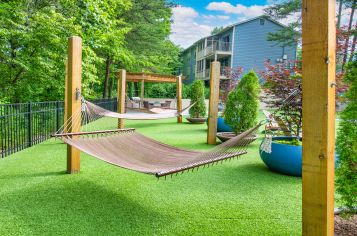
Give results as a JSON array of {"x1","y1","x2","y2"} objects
[{"x1": 335, "y1": 214, "x2": 357, "y2": 236}]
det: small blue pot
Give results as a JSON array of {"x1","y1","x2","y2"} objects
[{"x1": 260, "y1": 137, "x2": 339, "y2": 177}]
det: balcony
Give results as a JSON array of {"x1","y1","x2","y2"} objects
[
  {"x1": 196, "y1": 41, "x2": 232, "y2": 60},
  {"x1": 196, "y1": 67, "x2": 230, "y2": 81}
]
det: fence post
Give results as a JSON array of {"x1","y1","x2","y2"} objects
[
  {"x1": 56, "y1": 100, "x2": 60, "y2": 131},
  {"x1": 27, "y1": 102, "x2": 32, "y2": 147}
]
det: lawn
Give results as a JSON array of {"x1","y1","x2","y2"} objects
[{"x1": 0, "y1": 117, "x2": 302, "y2": 235}]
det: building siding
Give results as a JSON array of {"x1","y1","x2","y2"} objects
[
  {"x1": 181, "y1": 46, "x2": 196, "y2": 84},
  {"x1": 232, "y1": 18, "x2": 297, "y2": 74},
  {"x1": 180, "y1": 16, "x2": 297, "y2": 83}
]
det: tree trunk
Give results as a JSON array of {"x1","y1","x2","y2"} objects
[
  {"x1": 337, "y1": 0, "x2": 344, "y2": 28},
  {"x1": 134, "y1": 82, "x2": 139, "y2": 97},
  {"x1": 342, "y1": 0, "x2": 356, "y2": 70},
  {"x1": 108, "y1": 77, "x2": 113, "y2": 98},
  {"x1": 349, "y1": 32, "x2": 356, "y2": 61},
  {"x1": 103, "y1": 57, "x2": 111, "y2": 99}
]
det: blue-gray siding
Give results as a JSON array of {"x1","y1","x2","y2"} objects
[{"x1": 232, "y1": 18, "x2": 296, "y2": 73}]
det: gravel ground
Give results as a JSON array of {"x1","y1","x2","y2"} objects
[{"x1": 335, "y1": 214, "x2": 357, "y2": 236}]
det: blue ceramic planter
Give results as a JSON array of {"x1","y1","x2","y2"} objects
[
  {"x1": 206, "y1": 117, "x2": 233, "y2": 132},
  {"x1": 260, "y1": 136, "x2": 339, "y2": 177}
]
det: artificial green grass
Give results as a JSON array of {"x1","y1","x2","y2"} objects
[{"x1": 0, "y1": 118, "x2": 302, "y2": 235}]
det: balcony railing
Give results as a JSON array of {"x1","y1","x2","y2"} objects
[
  {"x1": 200, "y1": 67, "x2": 229, "y2": 80},
  {"x1": 197, "y1": 41, "x2": 232, "y2": 59}
]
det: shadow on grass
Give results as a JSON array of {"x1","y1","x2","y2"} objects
[
  {"x1": 0, "y1": 171, "x2": 66, "y2": 180},
  {"x1": 1, "y1": 179, "x2": 170, "y2": 235}
]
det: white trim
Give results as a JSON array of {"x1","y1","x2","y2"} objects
[{"x1": 231, "y1": 26, "x2": 236, "y2": 68}]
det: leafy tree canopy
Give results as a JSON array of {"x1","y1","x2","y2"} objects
[{"x1": 0, "y1": 0, "x2": 181, "y2": 103}]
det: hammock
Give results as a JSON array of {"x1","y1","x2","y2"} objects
[
  {"x1": 53, "y1": 98, "x2": 263, "y2": 178},
  {"x1": 85, "y1": 100, "x2": 192, "y2": 120},
  {"x1": 55, "y1": 124, "x2": 261, "y2": 178}
]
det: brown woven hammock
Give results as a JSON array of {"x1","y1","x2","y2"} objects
[
  {"x1": 54, "y1": 99, "x2": 262, "y2": 178},
  {"x1": 85, "y1": 100, "x2": 193, "y2": 120},
  {"x1": 55, "y1": 124, "x2": 261, "y2": 178}
]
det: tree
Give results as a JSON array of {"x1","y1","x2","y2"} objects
[
  {"x1": 336, "y1": 56, "x2": 357, "y2": 211},
  {"x1": 188, "y1": 80, "x2": 206, "y2": 118},
  {"x1": 0, "y1": 0, "x2": 81, "y2": 102},
  {"x1": 224, "y1": 71, "x2": 260, "y2": 134},
  {"x1": 260, "y1": 60, "x2": 302, "y2": 137},
  {"x1": 0, "y1": 0, "x2": 180, "y2": 102},
  {"x1": 211, "y1": 26, "x2": 224, "y2": 35},
  {"x1": 265, "y1": 0, "x2": 356, "y2": 69},
  {"x1": 342, "y1": 0, "x2": 356, "y2": 69}
]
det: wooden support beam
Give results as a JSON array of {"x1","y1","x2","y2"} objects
[
  {"x1": 66, "y1": 36, "x2": 82, "y2": 174},
  {"x1": 64, "y1": 59, "x2": 68, "y2": 133},
  {"x1": 117, "y1": 70, "x2": 126, "y2": 128},
  {"x1": 302, "y1": 0, "x2": 336, "y2": 235},
  {"x1": 176, "y1": 75, "x2": 183, "y2": 123},
  {"x1": 140, "y1": 79, "x2": 144, "y2": 109},
  {"x1": 207, "y1": 61, "x2": 220, "y2": 144}
]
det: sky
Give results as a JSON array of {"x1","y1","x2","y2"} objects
[{"x1": 170, "y1": 1, "x2": 355, "y2": 48}]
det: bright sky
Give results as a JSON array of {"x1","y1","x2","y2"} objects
[{"x1": 170, "y1": 1, "x2": 355, "y2": 48}]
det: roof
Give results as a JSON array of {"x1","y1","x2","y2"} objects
[{"x1": 182, "y1": 15, "x2": 288, "y2": 53}]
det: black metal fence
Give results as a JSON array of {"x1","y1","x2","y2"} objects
[{"x1": 0, "y1": 98, "x2": 117, "y2": 158}]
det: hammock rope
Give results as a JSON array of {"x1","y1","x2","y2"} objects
[
  {"x1": 84, "y1": 99, "x2": 193, "y2": 120},
  {"x1": 54, "y1": 99, "x2": 262, "y2": 178}
]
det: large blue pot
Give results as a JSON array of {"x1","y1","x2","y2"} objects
[
  {"x1": 260, "y1": 137, "x2": 339, "y2": 177},
  {"x1": 206, "y1": 117, "x2": 233, "y2": 132}
]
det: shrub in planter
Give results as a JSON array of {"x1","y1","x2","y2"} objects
[
  {"x1": 218, "y1": 70, "x2": 260, "y2": 143},
  {"x1": 224, "y1": 70, "x2": 260, "y2": 134},
  {"x1": 336, "y1": 59, "x2": 357, "y2": 211},
  {"x1": 187, "y1": 80, "x2": 206, "y2": 124}
]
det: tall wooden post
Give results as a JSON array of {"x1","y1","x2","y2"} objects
[
  {"x1": 176, "y1": 75, "x2": 183, "y2": 123},
  {"x1": 302, "y1": 0, "x2": 336, "y2": 235},
  {"x1": 64, "y1": 59, "x2": 68, "y2": 133},
  {"x1": 66, "y1": 36, "x2": 82, "y2": 174},
  {"x1": 140, "y1": 79, "x2": 145, "y2": 109},
  {"x1": 117, "y1": 70, "x2": 126, "y2": 128},
  {"x1": 207, "y1": 61, "x2": 220, "y2": 144}
]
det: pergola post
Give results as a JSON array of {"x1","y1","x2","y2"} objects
[
  {"x1": 302, "y1": 0, "x2": 336, "y2": 235},
  {"x1": 66, "y1": 36, "x2": 82, "y2": 174},
  {"x1": 140, "y1": 79, "x2": 145, "y2": 109},
  {"x1": 117, "y1": 70, "x2": 126, "y2": 129},
  {"x1": 176, "y1": 75, "x2": 183, "y2": 123},
  {"x1": 207, "y1": 61, "x2": 220, "y2": 144}
]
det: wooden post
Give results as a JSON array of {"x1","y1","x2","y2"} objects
[
  {"x1": 176, "y1": 75, "x2": 183, "y2": 123},
  {"x1": 207, "y1": 61, "x2": 220, "y2": 144},
  {"x1": 66, "y1": 36, "x2": 82, "y2": 174},
  {"x1": 64, "y1": 59, "x2": 68, "y2": 133},
  {"x1": 302, "y1": 0, "x2": 336, "y2": 235},
  {"x1": 140, "y1": 79, "x2": 145, "y2": 109},
  {"x1": 117, "y1": 70, "x2": 126, "y2": 128}
]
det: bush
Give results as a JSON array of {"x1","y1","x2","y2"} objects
[
  {"x1": 189, "y1": 80, "x2": 206, "y2": 118},
  {"x1": 336, "y1": 58, "x2": 357, "y2": 210},
  {"x1": 224, "y1": 70, "x2": 260, "y2": 134}
]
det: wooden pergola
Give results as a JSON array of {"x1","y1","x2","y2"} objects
[
  {"x1": 116, "y1": 71, "x2": 183, "y2": 128},
  {"x1": 65, "y1": 0, "x2": 336, "y2": 234}
]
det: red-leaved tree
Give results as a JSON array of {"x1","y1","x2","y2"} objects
[
  {"x1": 220, "y1": 66, "x2": 244, "y2": 102},
  {"x1": 260, "y1": 60, "x2": 302, "y2": 137}
]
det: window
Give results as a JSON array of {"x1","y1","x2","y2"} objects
[
  {"x1": 260, "y1": 19, "x2": 265, "y2": 25},
  {"x1": 196, "y1": 60, "x2": 204, "y2": 73}
]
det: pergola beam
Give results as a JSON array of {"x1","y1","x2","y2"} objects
[
  {"x1": 302, "y1": 0, "x2": 336, "y2": 235},
  {"x1": 126, "y1": 72, "x2": 181, "y2": 83}
]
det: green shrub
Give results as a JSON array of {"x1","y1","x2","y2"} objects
[
  {"x1": 189, "y1": 80, "x2": 206, "y2": 118},
  {"x1": 224, "y1": 70, "x2": 260, "y2": 134},
  {"x1": 336, "y1": 58, "x2": 357, "y2": 210}
]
